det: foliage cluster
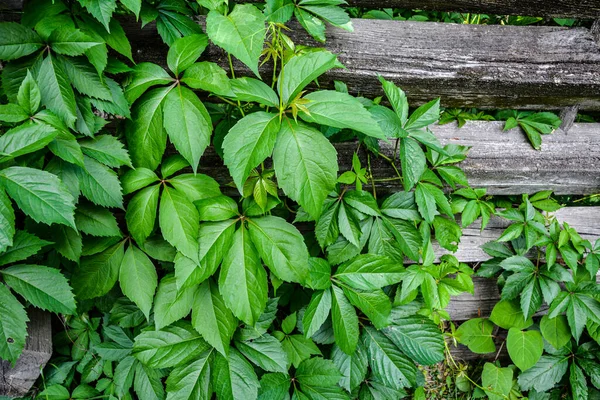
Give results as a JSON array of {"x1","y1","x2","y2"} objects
[{"x1": 0, "y1": 1, "x2": 598, "y2": 400}]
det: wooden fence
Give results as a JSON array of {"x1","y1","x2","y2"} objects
[{"x1": 1, "y1": 0, "x2": 600, "y2": 395}]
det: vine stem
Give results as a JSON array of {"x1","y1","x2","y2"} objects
[
  {"x1": 367, "y1": 153, "x2": 377, "y2": 199},
  {"x1": 227, "y1": 53, "x2": 246, "y2": 117}
]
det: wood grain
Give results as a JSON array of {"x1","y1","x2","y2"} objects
[{"x1": 0, "y1": 309, "x2": 52, "y2": 398}]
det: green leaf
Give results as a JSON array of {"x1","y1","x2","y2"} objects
[
  {"x1": 17, "y1": 70, "x2": 41, "y2": 114},
  {"x1": 119, "y1": 245, "x2": 157, "y2": 320},
  {"x1": 219, "y1": 226, "x2": 268, "y2": 326},
  {"x1": 278, "y1": 50, "x2": 338, "y2": 106},
  {"x1": 517, "y1": 355, "x2": 569, "y2": 392},
  {"x1": 382, "y1": 316, "x2": 445, "y2": 365},
  {"x1": 455, "y1": 318, "x2": 495, "y2": 354},
  {"x1": 195, "y1": 195, "x2": 238, "y2": 221},
  {"x1": 134, "y1": 363, "x2": 164, "y2": 400},
  {"x1": 229, "y1": 77, "x2": 278, "y2": 107},
  {"x1": 334, "y1": 254, "x2": 402, "y2": 290},
  {"x1": 382, "y1": 217, "x2": 422, "y2": 261},
  {"x1": 0, "y1": 283, "x2": 28, "y2": 364},
  {"x1": 297, "y1": 357, "x2": 342, "y2": 387},
  {"x1": 168, "y1": 173, "x2": 221, "y2": 202},
  {"x1": 192, "y1": 279, "x2": 237, "y2": 356},
  {"x1": 0, "y1": 231, "x2": 50, "y2": 266},
  {"x1": 303, "y1": 289, "x2": 332, "y2": 338},
  {"x1": 0, "y1": 22, "x2": 43, "y2": 61},
  {"x1": 236, "y1": 334, "x2": 288, "y2": 374},
  {"x1": 48, "y1": 28, "x2": 102, "y2": 56},
  {"x1": 257, "y1": 373, "x2": 291, "y2": 400},
  {"x1": 400, "y1": 138, "x2": 426, "y2": 191},
  {"x1": 363, "y1": 326, "x2": 416, "y2": 389},
  {"x1": 163, "y1": 85, "x2": 212, "y2": 173},
  {"x1": 281, "y1": 334, "x2": 321, "y2": 368},
  {"x1": 489, "y1": 299, "x2": 533, "y2": 330},
  {"x1": 196, "y1": 220, "x2": 237, "y2": 284},
  {"x1": 379, "y1": 76, "x2": 408, "y2": 124},
  {"x1": 343, "y1": 287, "x2": 391, "y2": 329},
  {"x1": 153, "y1": 275, "x2": 195, "y2": 330},
  {"x1": 206, "y1": 4, "x2": 266, "y2": 77},
  {"x1": 126, "y1": 184, "x2": 160, "y2": 246},
  {"x1": 294, "y1": 8, "x2": 326, "y2": 43},
  {"x1": 212, "y1": 349, "x2": 260, "y2": 400},
  {"x1": 273, "y1": 119, "x2": 338, "y2": 219},
  {"x1": 0, "y1": 122, "x2": 57, "y2": 161},
  {"x1": 80, "y1": 135, "x2": 132, "y2": 168},
  {"x1": 0, "y1": 103, "x2": 29, "y2": 123},
  {"x1": 481, "y1": 362, "x2": 513, "y2": 400},
  {"x1": 540, "y1": 315, "x2": 571, "y2": 350},
  {"x1": 160, "y1": 186, "x2": 199, "y2": 263},
  {"x1": 165, "y1": 349, "x2": 212, "y2": 400},
  {"x1": 506, "y1": 328, "x2": 543, "y2": 371},
  {"x1": 0, "y1": 166, "x2": 76, "y2": 229},
  {"x1": 37, "y1": 54, "x2": 78, "y2": 129},
  {"x1": 223, "y1": 112, "x2": 280, "y2": 192},
  {"x1": 57, "y1": 55, "x2": 111, "y2": 100},
  {"x1": 0, "y1": 189, "x2": 15, "y2": 253},
  {"x1": 248, "y1": 215, "x2": 310, "y2": 284},
  {"x1": 331, "y1": 285, "x2": 359, "y2": 354},
  {"x1": 569, "y1": 363, "x2": 587, "y2": 400},
  {"x1": 76, "y1": 156, "x2": 124, "y2": 209},
  {"x1": 124, "y1": 62, "x2": 173, "y2": 104},
  {"x1": 133, "y1": 321, "x2": 210, "y2": 368},
  {"x1": 331, "y1": 342, "x2": 367, "y2": 392},
  {"x1": 1, "y1": 264, "x2": 76, "y2": 314},
  {"x1": 77, "y1": 0, "x2": 117, "y2": 32},
  {"x1": 126, "y1": 86, "x2": 170, "y2": 171},
  {"x1": 405, "y1": 98, "x2": 440, "y2": 130},
  {"x1": 300, "y1": 91, "x2": 386, "y2": 139},
  {"x1": 120, "y1": 0, "x2": 141, "y2": 18},
  {"x1": 167, "y1": 34, "x2": 208, "y2": 76},
  {"x1": 182, "y1": 62, "x2": 233, "y2": 96},
  {"x1": 71, "y1": 241, "x2": 125, "y2": 300},
  {"x1": 337, "y1": 202, "x2": 361, "y2": 247}
]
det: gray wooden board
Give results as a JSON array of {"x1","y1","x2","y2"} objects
[
  {"x1": 126, "y1": 18, "x2": 600, "y2": 110},
  {"x1": 0, "y1": 309, "x2": 52, "y2": 398},
  {"x1": 192, "y1": 121, "x2": 600, "y2": 196}
]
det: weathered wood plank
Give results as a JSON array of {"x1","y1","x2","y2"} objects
[
  {"x1": 0, "y1": 309, "x2": 52, "y2": 398},
  {"x1": 129, "y1": 18, "x2": 600, "y2": 110},
  {"x1": 195, "y1": 121, "x2": 600, "y2": 196}
]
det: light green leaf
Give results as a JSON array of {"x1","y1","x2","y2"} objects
[
  {"x1": 331, "y1": 342, "x2": 368, "y2": 392},
  {"x1": 195, "y1": 195, "x2": 238, "y2": 221},
  {"x1": 165, "y1": 349, "x2": 213, "y2": 400},
  {"x1": 119, "y1": 245, "x2": 158, "y2": 319},
  {"x1": 303, "y1": 289, "x2": 332, "y2": 339},
  {"x1": 197, "y1": 220, "x2": 237, "y2": 284},
  {"x1": 301, "y1": 91, "x2": 386, "y2": 139},
  {"x1": 506, "y1": 328, "x2": 543, "y2": 371},
  {"x1": 273, "y1": 120, "x2": 338, "y2": 219},
  {"x1": 71, "y1": 241, "x2": 125, "y2": 300},
  {"x1": 382, "y1": 316, "x2": 444, "y2": 365},
  {"x1": 379, "y1": 76, "x2": 408, "y2": 124},
  {"x1": 76, "y1": 156, "x2": 123, "y2": 209},
  {"x1": 120, "y1": 0, "x2": 141, "y2": 18},
  {"x1": 219, "y1": 226, "x2": 268, "y2": 326},
  {"x1": 236, "y1": 334, "x2": 288, "y2": 373},
  {"x1": 278, "y1": 50, "x2": 337, "y2": 106},
  {"x1": 37, "y1": 54, "x2": 77, "y2": 128},
  {"x1": 490, "y1": 299, "x2": 533, "y2": 330},
  {"x1": 167, "y1": 34, "x2": 208, "y2": 76},
  {"x1": 0, "y1": 283, "x2": 28, "y2": 364},
  {"x1": 0, "y1": 166, "x2": 76, "y2": 229},
  {"x1": 80, "y1": 135, "x2": 132, "y2": 168},
  {"x1": 343, "y1": 287, "x2": 391, "y2": 329},
  {"x1": 281, "y1": 334, "x2": 321, "y2": 368},
  {"x1": 0, "y1": 103, "x2": 29, "y2": 123},
  {"x1": 0, "y1": 122, "x2": 57, "y2": 161},
  {"x1": 126, "y1": 184, "x2": 160, "y2": 246},
  {"x1": 212, "y1": 349, "x2": 260, "y2": 400},
  {"x1": 0, "y1": 22, "x2": 43, "y2": 60},
  {"x1": 48, "y1": 28, "x2": 103, "y2": 56},
  {"x1": 295, "y1": 8, "x2": 325, "y2": 43},
  {"x1": 17, "y1": 70, "x2": 41, "y2": 114},
  {"x1": 168, "y1": 173, "x2": 221, "y2": 202},
  {"x1": 77, "y1": 0, "x2": 117, "y2": 32},
  {"x1": 125, "y1": 86, "x2": 170, "y2": 171},
  {"x1": 223, "y1": 112, "x2": 280, "y2": 192},
  {"x1": 229, "y1": 77, "x2": 278, "y2": 107},
  {"x1": 400, "y1": 138, "x2": 426, "y2": 191},
  {"x1": 133, "y1": 321, "x2": 210, "y2": 369},
  {"x1": 363, "y1": 326, "x2": 416, "y2": 389},
  {"x1": 331, "y1": 285, "x2": 359, "y2": 354},
  {"x1": 296, "y1": 357, "x2": 342, "y2": 387},
  {"x1": 163, "y1": 85, "x2": 212, "y2": 173},
  {"x1": 455, "y1": 318, "x2": 495, "y2": 354},
  {"x1": 182, "y1": 62, "x2": 232, "y2": 96},
  {"x1": 159, "y1": 186, "x2": 200, "y2": 263},
  {"x1": 122, "y1": 168, "x2": 159, "y2": 195},
  {"x1": 124, "y1": 62, "x2": 173, "y2": 104},
  {"x1": 405, "y1": 98, "x2": 440, "y2": 131},
  {"x1": 481, "y1": 362, "x2": 513, "y2": 400},
  {"x1": 334, "y1": 254, "x2": 402, "y2": 290},
  {"x1": 192, "y1": 279, "x2": 237, "y2": 356},
  {"x1": 153, "y1": 275, "x2": 195, "y2": 330},
  {"x1": 1, "y1": 264, "x2": 76, "y2": 314},
  {"x1": 540, "y1": 315, "x2": 571, "y2": 350},
  {"x1": 206, "y1": 4, "x2": 266, "y2": 77},
  {"x1": 248, "y1": 215, "x2": 310, "y2": 284}
]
